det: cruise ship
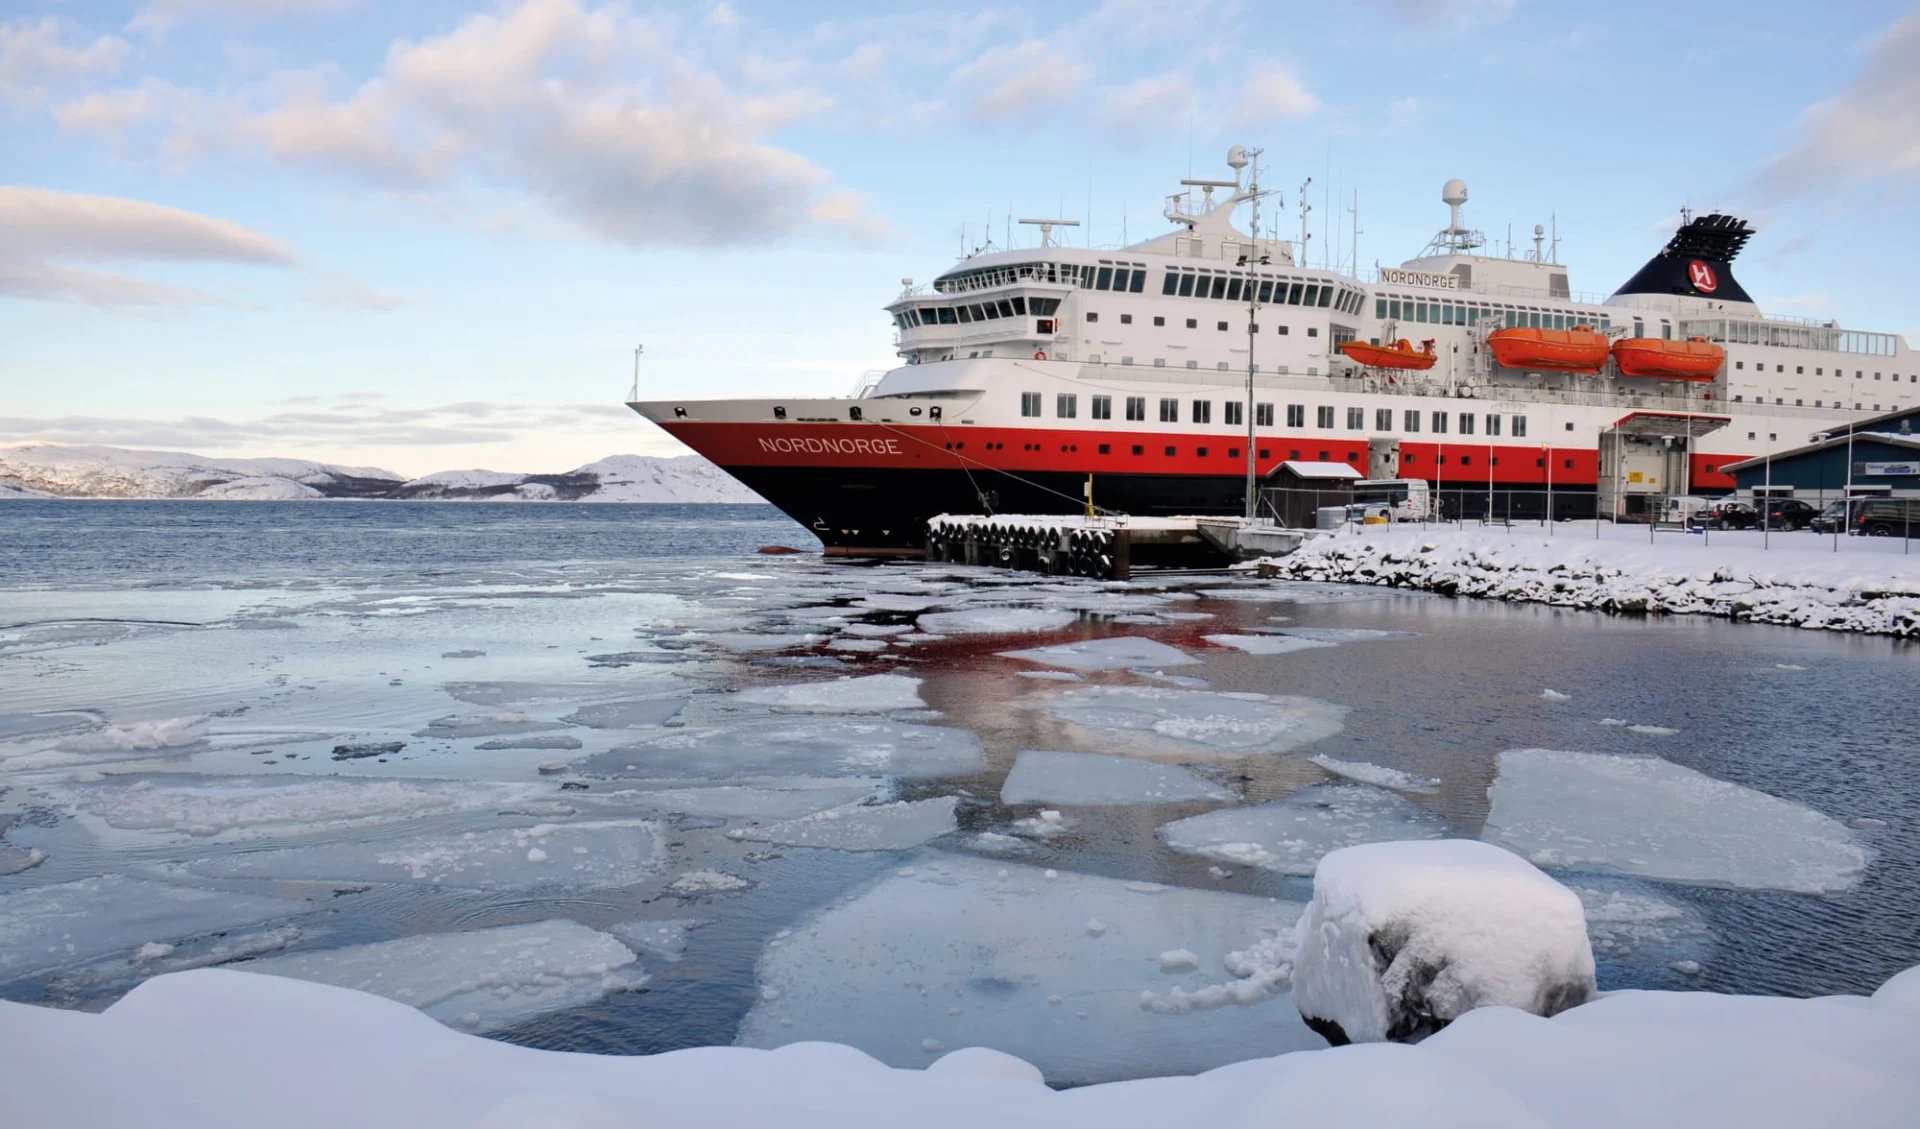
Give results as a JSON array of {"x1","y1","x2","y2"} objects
[{"x1": 629, "y1": 147, "x2": 1914, "y2": 555}]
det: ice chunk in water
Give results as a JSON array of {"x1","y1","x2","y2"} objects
[
  {"x1": 737, "y1": 853, "x2": 1322, "y2": 1084},
  {"x1": 1308, "y1": 754, "x2": 1440, "y2": 793},
  {"x1": 610, "y1": 919, "x2": 706, "y2": 962},
  {"x1": 999, "y1": 637, "x2": 1198, "y2": 672},
  {"x1": 1481, "y1": 748, "x2": 1866, "y2": 893},
  {"x1": 585, "y1": 717, "x2": 983, "y2": 780},
  {"x1": 727, "y1": 797, "x2": 957, "y2": 852},
  {"x1": 827, "y1": 638, "x2": 888, "y2": 653},
  {"x1": 916, "y1": 608, "x2": 1079, "y2": 635},
  {"x1": 731, "y1": 674, "x2": 925, "y2": 712},
  {"x1": 1046, "y1": 686, "x2": 1345, "y2": 757},
  {"x1": 609, "y1": 781, "x2": 883, "y2": 820},
  {"x1": 474, "y1": 734, "x2": 583, "y2": 751},
  {"x1": 0, "y1": 875, "x2": 301, "y2": 981},
  {"x1": 1203, "y1": 583, "x2": 1394, "y2": 604},
  {"x1": 1000, "y1": 750, "x2": 1233, "y2": 805},
  {"x1": 1571, "y1": 879, "x2": 1713, "y2": 976},
  {"x1": 1203, "y1": 634, "x2": 1337, "y2": 656},
  {"x1": 175, "y1": 820, "x2": 659, "y2": 890},
  {"x1": 236, "y1": 920, "x2": 645, "y2": 1034},
  {"x1": 37, "y1": 776, "x2": 548, "y2": 848},
  {"x1": 1275, "y1": 628, "x2": 1419, "y2": 643},
  {"x1": 701, "y1": 633, "x2": 827, "y2": 653},
  {"x1": 1157, "y1": 783, "x2": 1449, "y2": 875},
  {"x1": 561, "y1": 698, "x2": 687, "y2": 729},
  {"x1": 840, "y1": 623, "x2": 914, "y2": 637}
]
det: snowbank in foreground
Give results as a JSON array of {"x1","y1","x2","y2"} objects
[
  {"x1": 1258, "y1": 526, "x2": 1920, "y2": 636},
  {"x1": 2, "y1": 965, "x2": 1916, "y2": 1129}
]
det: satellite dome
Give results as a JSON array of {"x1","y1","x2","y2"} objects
[
  {"x1": 1227, "y1": 146, "x2": 1249, "y2": 170},
  {"x1": 1442, "y1": 179, "x2": 1468, "y2": 206}
]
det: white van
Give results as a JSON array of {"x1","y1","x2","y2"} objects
[
  {"x1": 1658, "y1": 496, "x2": 1712, "y2": 526},
  {"x1": 1352, "y1": 479, "x2": 1433, "y2": 522}
]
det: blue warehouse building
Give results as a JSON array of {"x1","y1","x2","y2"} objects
[{"x1": 1723, "y1": 405, "x2": 1920, "y2": 501}]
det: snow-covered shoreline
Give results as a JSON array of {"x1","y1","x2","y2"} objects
[
  {"x1": 1257, "y1": 525, "x2": 1920, "y2": 637},
  {"x1": 0, "y1": 444, "x2": 763, "y2": 504},
  {"x1": 1, "y1": 963, "x2": 1915, "y2": 1129}
]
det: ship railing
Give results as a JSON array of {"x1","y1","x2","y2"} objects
[{"x1": 849, "y1": 370, "x2": 888, "y2": 398}]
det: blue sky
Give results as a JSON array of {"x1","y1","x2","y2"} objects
[{"x1": 2, "y1": 0, "x2": 1916, "y2": 476}]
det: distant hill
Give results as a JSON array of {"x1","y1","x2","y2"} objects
[{"x1": 0, "y1": 443, "x2": 765, "y2": 504}]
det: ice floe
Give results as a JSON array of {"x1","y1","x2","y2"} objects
[
  {"x1": 1157, "y1": 783, "x2": 1449, "y2": 874},
  {"x1": 608, "y1": 781, "x2": 883, "y2": 820},
  {"x1": 174, "y1": 820, "x2": 660, "y2": 891},
  {"x1": 236, "y1": 920, "x2": 646, "y2": 1034},
  {"x1": 560, "y1": 698, "x2": 688, "y2": 729},
  {"x1": 0, "y1": 875, "x2": 302, "y2": 981},
  {"x1": 585, "y1": 717, "x2": 983, "y2": 780},
  {"x1": 1308, "y1": 754, "x2": 1439, "y2": 793},
  {"x1": 916, "y1": 608, "x2": 1079, "y2": 635},
  {"x1": 668, "y1": 869, "x2": 752, "y2": 895},
  {"x1": 1571, "y1": 880, "x2": 1713, "y2": 975},
  {"x1": 731, "y1": 673, "x2": 925, "y2": 712},
  {"x1": 726, "y1": 797, "x2": 958, "y2": 852},
  {"x1": 1045, "y1": 686, "x2": 1346, "y2": 757},
  {"x1": 1481, "y1": 748, "x2": 1867, "y2": 893},
  {"x1": 1202, "y1": 634, "x2": 1337, "y2": 655},
  {"x1": 610, "y1": 919, "x2": 706, "y2": 962},
  {"x1": 737, "y1": 853, "x2": 1322, "y2": 1083},
  {"x1": 998, "y1": 636, "x2": 1197, "y2": 671},
  {"x1": 999, "y1": 750, "x2": 1233, "y2": 805},
  {"x1": 1273, "y1": 627, "x2": 1419, "y2": 643}
]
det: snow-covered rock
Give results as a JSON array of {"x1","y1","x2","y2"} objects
[
  {"x1": 1291, "y1": 839, "x2": 1596, "y2": 1044},
  {"x1": 1257, "y1": 525, "x2": 1920, "y2": 636}
]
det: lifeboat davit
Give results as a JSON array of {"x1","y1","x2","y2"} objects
[
  {"x1": 1340, "y1": 338, "x2": 1437, "y2": 370},
  {"x1": 1486, "y1": 324, "x2": 1611, "y2": 373},
  {"x1": 1611, "y1": 336, "x2": 1725, "y2": 381}
]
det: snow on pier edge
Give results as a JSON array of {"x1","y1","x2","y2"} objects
[{"x1": 1255, "y1": 526, "x2": 1920, "y2": 636}]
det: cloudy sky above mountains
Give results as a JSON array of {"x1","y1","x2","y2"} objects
[{"x1": 3, "y1": 0, "x2": 1916, "y2": 474}]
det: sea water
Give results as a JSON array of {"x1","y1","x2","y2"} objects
[{"x1": 0, "y1": 499, "x2": 1915, "y2": 1085}]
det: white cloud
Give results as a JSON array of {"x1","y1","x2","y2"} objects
[
  {"x1": 62, "y1": 0, "x2": 887, "y2": 247},
  {"x1": 1095, "y1": 72, "x2": 1198, "y2": 133},
  {"x1": 303, "y1": 273, "x2": 412, "y2": 312},
  {"x1": 0, "y1": 185, "x2": 295, "y2": 264},
  {"x1": 950, "y1": 39, "x2": 1088, "y2": 121},
  {"x1": 128, "y1": 0, "x2": 365, "y2": 38},
  {"x1": 0, "y1": 16, "x2": 128, "y2": 107},
  {"x1": 0, "y1": 401, "x2": 638, "y2": 451},
  {"x1": 1755, "y1": 12, "x2": 1920, "y2": 201},
  {"x1": 1388, "y1": 0, "x2": 1517, "y2": 30},
  {"x1": 1234, "y1": 65, "x2": 1319, "y2": 123}
]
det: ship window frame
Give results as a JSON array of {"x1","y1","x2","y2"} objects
[
  {"x1": 1255, "y1": 403, "x2": 1274, "y2": 427},
  {"x1": 1404, "y1": 410, "x2": 1421, "y2": 433},
  {"x1": 1020, "y1": 392, "x2": 1042, "y2": 417},
  {"x1": 1159, "y1": 398, "x2": 1179, "y2": 423},
  {"x1": 1162, "y1": 273, "x2": 1179, "y2": 296},
  {"x1": 1192, "y1": 399, "x2": 1212, "y2": 424},
  {"x1": 1347, "y1": 406, "x2": 1364, "y2": 430},
  {"x1": 1057, "y1": 393, "x2": 1077, "y2": 419},
  {"x1": 1125, "y1": 396, "x2": 1146, "y2": 421},
  {"x1": 1178, "y1": 274, "x2": 1196, "y2": 297},
  {"x1": 1260, "y1": 280, "x2": 1275, "y2": 303},
  {"x1": 1286, "y1": 403, "x2": 1305, "y2": 428},
  {"x1": 1315, "y1": 405, "x2": 1335, "y2": 428},
  {"x1": 1129, "y1": 269, "x2": 1146, "y2": 293},
  {"x1": 1376, "y1": 408, "x2": 1392, "y2": 431}
]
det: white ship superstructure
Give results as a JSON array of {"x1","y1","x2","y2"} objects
[{"x1": 631, "y1": 149, "x2": 1913, "y2": 555}]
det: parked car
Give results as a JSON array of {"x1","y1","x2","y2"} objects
[
  {"x1": 1853, "y1": 498, "x2": 1920, "y2": 537},
  {"x1": 1809, "y1": 500, "x2": 1851, "y2": 534},
  {"x1": 1689, "y1": 499, "x2": 1758, "y2": 530},
  {"x1": 1761, "y1": 498, "x2": 1819, "y2": 531}
]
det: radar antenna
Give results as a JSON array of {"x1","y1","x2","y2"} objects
[
  {"x1": 1417, "y1": 178, "x2": 1487, "y2": 257},
  {"x1": 1017, "y1": 218, "x2": 1081, "y2": 249}
]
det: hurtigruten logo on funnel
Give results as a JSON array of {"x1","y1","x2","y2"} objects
[{"x1": 1688, "y1": 259, "x2": 1719, "y2": 294}]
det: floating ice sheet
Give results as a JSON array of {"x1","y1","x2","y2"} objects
[
  {"x1": 1274, "y1": 628, "x2": 1419, "y2": 643},
  {"x1": 236, "y1": 920, "x2": 645, "y2": 1035},
  {"x1": 606, "y1": 781, "x2": 883, "y2": 820},
  {"x1": 1000, "y1": 750, "x2": 1234, "y2": 805},
  {"x1": 916, "y1": 608, "x2": 1079, "y2": 635},
  {"x1": 1308, "y1": 754, "x2": 1439, "y2": 793},
  {"x1": 1207, "y1": 583, "x2": 1397, "y2": 604},
  {"x1": 37, "y1": 776, "x2": 547, "y2": 848},
  {"x1": 999, "y1": 637, "x2": 1198, "y2": 672},
  {"x1": 737, "y1": 853, "x2": 1321, "y2": 1084},
  {"x1": 561, "y1": 698, "x2": 688, "y2": 729},
  {"x1": 175, "y1": 819, "x2": 659, "y2": 891},
  {"x1": 1202, "y1": 634, "x2": 1337, "y2": 656},
  {"x1": 731, "y1": 674, "x2": 925, "y2": 712},
  {"x1": 1157, "y1": 783, "x2": 1450, "y2": 875},
  {"x1": 0, "y1": 875, "x2": 303, "y2": 981},
  {"x1": 1045, "y1": 686, "x2": 1345, "y2": 757},
  {"x1": 1481, "y1": 748, "x2": 1866, "y2": 893},
  {"x1": 585, "y1": 717, "x2": 983, "y2": 781},
  {"x1": 1571, "y1": 879, "x2": 1713, "y2": 976},
  {"x1": 726, "y1": 797, "x2": 958, "y2": 852},
  {"x1": 610, "y1": 919, "x2": 706, "y2": 962}
]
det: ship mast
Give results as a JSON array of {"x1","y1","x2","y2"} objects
[{"x1": 1233, "y1": 146, "x2": 1273, "y2": 521}]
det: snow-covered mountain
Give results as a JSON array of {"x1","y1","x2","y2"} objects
[{"x1": 0, "y1": 443, "x2": 765, "y2": 504}]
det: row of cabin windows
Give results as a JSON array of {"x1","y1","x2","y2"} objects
[
  {"x1": 1045, "y1": 446, "x2": 1553, "y2": 467},
  {"x1": 935, "y1": 261, "x2": 1136, "y2": 294},
  {"x1": 1375, "y1": 296, "x2": 1620, "y2": 334},
  {"x1": 1086, "y1": 311, "x2": 1315, "y2": 337},
  {"x1": 1733, "y1": 362, "x2": 1912, "y2": 382},
  {"x1": 899, "y1": 296, "x2": 1062, "y2": 329},
  {"x1": 1164, "y1": 271, "x2": 1359, "y2": 314},
  {"x1": 1734, "y1": 396, "x2": 1903, "y2": 410},
  {"x1": 1024, "y1": 392, "x2": 1527, "y2": 436}
]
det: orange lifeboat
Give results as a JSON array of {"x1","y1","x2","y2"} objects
[
  {"x1": 1487, "y1": 324, "x2": 1611, "y2": 373},
  {"x1": 1611, "y1": 336, "x2": 1725, "y2": 381},
  {"x1": 1340, "y1": 338, "x2": 1437, "y2": 370}
]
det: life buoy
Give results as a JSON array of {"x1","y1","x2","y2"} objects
[{"x1": 1034, "y1": 351, "x2": 1047, "y2": 361}]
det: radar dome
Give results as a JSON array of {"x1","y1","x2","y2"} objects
[
  {"x1": 1442, "y1": 179, "x2": 1468, "y2": 206},
  {"x1": 1227, "y1": 146, "x2": 1249, "y2": 170}
]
